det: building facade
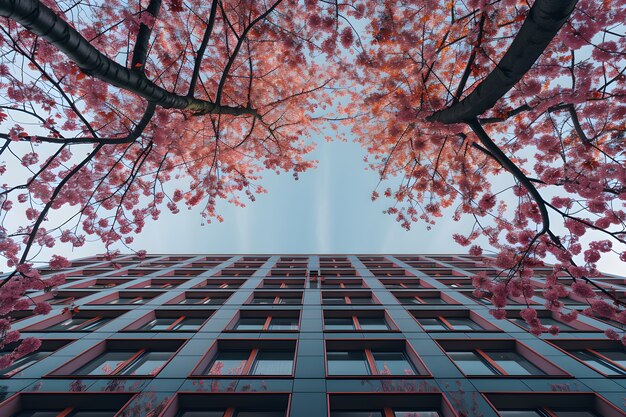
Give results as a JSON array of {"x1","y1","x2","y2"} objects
[{"x1": 1, "y1": 254, "x2": 625, "y2": 417}]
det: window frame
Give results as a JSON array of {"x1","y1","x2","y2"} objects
[
  {"x1": 158, "y1": 393, "x2": 291, "y2": 417},
  {"x1": 123, "y1": 310, "x2": 214, "y2": 332},
  {"x1": 482, "y1": 392, "x2": 626, "y2": 417},
  {"x1": 327, "y1": 393, "x2": 458, "y2": 417},
  {"x1": 437, "y1": 339, "x2": 570, "y2": 378},
  {"x1": 0, "y1": 393, "x2": 135, "y2": 417},
  {"x1": 322, "y1": 311, "x2": 396, "y2": 332},
  {"x1": 228, "y1": 311, "x2": 300, "y2": 332},
  {"x1": 46, "y1": 339, "x2": 185, "y2": 378},
  {"x1": 547, "y1": 339, "x2": 626, "y2": 378},
  {"x1": 324, "y1": 339, "x2": 431, "y2": 378},
  {"x1": 191, "y1": 339, "x2": 297, "y2": 378}
]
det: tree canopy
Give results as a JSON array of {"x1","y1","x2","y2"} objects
[{"x1": 0, "y1": 0, "x2": 625, "y2": 361}]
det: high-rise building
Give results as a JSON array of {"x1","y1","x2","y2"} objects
[{"x1": 1, "y1": 254, "x2": 625, "y2": 417}]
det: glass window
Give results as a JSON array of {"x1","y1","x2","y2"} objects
[
  {"x1": 499, "y1": 412, "x2": 544, "y2": 417},
  {"x1": 234, "y1": 318, "x2": 266, "y2": 330},
  {"x1": 206, "y1": 351, "x2": 249, "y2": 375},
  {"x1": 325, "y1": 318, "x2": 355, "y2": 331},
  {"x1": 175, "y1": 318, "x2": 206, "y2": 331},
  {"x1": 372, "y1": 351, "x2": 415, "y2": 375},
  {"x1": 0, "y1": 351, "x2": 50, "y2": 376},
  {"x1": 484, "y1": 351, "x2": 544, "y2": 376},
  {"x1": 418, "y1": 297, "x2": 446, "y2": 304},
  {"x1": 251, "y1": 297, "x2": 276, "y2": 305},
  {"x1": 139, "y1": 318, "x2": 177, "y2": 331},
  {"x1": 395, "y1": 412, "x2": 440, "y2": 417},
  {"x1": 75, "y1": 351, "x2": 135, "y2": 376},
  {"x1": 416, "y1": 318, "x2": 447, "y2": 331},
  {"x1": 327, "y1": 351, "x2": 370, "y2": 375},
  {"x1": 236, "y1": 412, "x2": 285, "y2": 417},
  {"x1": 324, "y1": 297, "x2": 347, "y2": 305},
  {"x1": 74, "y1": 350, "x2": 170, "y2": 376},
  {"x1": 120, "y1": 351, "x2": 170, "y2": 376},
  {"x1": 447, "y1": 351, "x2": 497, "y2": 375},
  {"x1": 109, "y1": 297, "x2": 145, "y2": 305},
  {"x1": 250, "y1": 351, "x2": 293, "y2": 375},
  {"x1": 47, "y1": 317, "x2": 110, "y2": 331},
  {"x1": 331, "y1": 413, "x2": 383, "y2": 417},
  {"x1": 571, "y1": 349, "x2": 626, "y2": 376},
  {"x1": 268, "y1": 317, "x2": 298, "y2": 331},
  {"x1": 446, "y1": 318, "x2": 483, "y2": 331},
  {"x1": 278, "y1": 298, "x2": 300, "y2": 305},
  {"x1": 358, "y1": 317, "x2": 389, "y2": 331},
  {"x1": 176, "y1": 412, "x2": 225, "y2": 417},
  {"x1": 349, "y1": 297, "x2": 373, "y2": 304}
]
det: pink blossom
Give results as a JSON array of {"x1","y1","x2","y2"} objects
[
  {"x1": 49, "y1": 255, "x2": 71, "y2": 270},
  {"x1": 571, "y1": 282, "x2": 595, "y2": 298},
  {"x1": 604, "y1": 328, "x2": 620, "y2": 340},
  {"x1": 33, "y1": 302, "x2": 51, "y2": 315}
]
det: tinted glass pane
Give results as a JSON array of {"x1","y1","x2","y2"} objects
[
  {"x1": 398, "y1": 298, "x2": 421, "y2": 305},
  {"x1": 498, "y1": 412, "x2": 544, "y2": 417},
  {"x1": 395, "y1": 412, "x2": 440, "y2": 417},
  {"x1": 175, "y1": 318, "x2": 206, "y2": 331},
  {"x1": 75, "y1": 351, "x2": 135, "y2": 375},
  {"x1": 234, "y1": 318, "x2": 266, "y2": 330},
  {"x1": 268, "y1": 318, "x2": 299, "y2": 331},
  {"x1": 325, "y1": 318, "x2": 355, "y2": 330},
  {"x1": 416, "y1": 318, "x2": 447, "y2": 331},
  {"x1": 324, "y1": 298, "x2": 347, "y2": 305},
  {"x1": 71, "y1": 412, "x2": 117, "y2": 417},
  {"x1": 206, "y1": 351, "x2": 249, "y2": 375},
  {"x1": 140, "y1": 318, "x2": 177, "y2": 331},
  {"x1": 600, "y1": 350, "x2": 626, "y2": 368},
  {"x1": 251, "y1": 298, "x2": 275, "y2": 304},
  {"x1": 236, "y1": 411, "x2": 285, "y2": 417},
  {"x1": 419, "y1": 297, "x2": 446, "y2": 304},
  {"x1": 372, "y1": 351, "x2": 415, "y2": 375},
  {"x1": 330, "y1": 413, "x2": 383, "y2": 417},
  {"x1": 448, "y1": 351, "x2": 496, "y2": 375},
  {"x1": 120, "y1": 351, "x2": 170, "y2": 376},
  {"x1": 327, "y1": 351, "x2": 370, "y2": 375},
  {"x1": 350, "y1": 298, "x2": 373, "y2": 304},
  {"x1": 11, "y1": 413, "x2": 63, "y2": 417},
  {"x1": 176, "y1": 412, "x2": 224, "y2": 417},
  {"x1": 553, "y1": 412, "x2": 599, "y2": 417},
  {"x1": 279, "y1": 298, "x2": 300, "y2": 305},
  {"x1": 80, "y1": 318, "x2": 111, "y2": 331},
  {"x1": 358, "y1": 318, "x2": 389, "y2": 331},
  {"x1": 571, "y1": 350, "x2": 626, "y2": 375},
  {"x1": 485, "y1": 351, "x2": 544, "y2": 375},
  {"x1": 446, "y1": 318, "x2": 483, "y2": 331},
  {"x1": 0, "y1": 351, "x2": 49, "y2": 376},
  {"x1": 251, "y1": 351, "x2": 294, "y2": 375}
]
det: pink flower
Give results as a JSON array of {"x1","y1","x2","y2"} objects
[
  {"x1": 33, "y1": 302, "x2": 51, "y2": 315},
  {"x1": 571, "y1": 282, "x2": 595, "y2": 298},
  {"x1": 49, "y1": 255, "x2": 71, "y2": 270},
  {"x1": 604, "y1": 328, "x2": 620, "y2": 340},
  {"x1": 469, "y1": 245, "x2": 482, "y2": 256},
  {"x1": 490, "y1": 309, "x2": 506, "y2": 319}
]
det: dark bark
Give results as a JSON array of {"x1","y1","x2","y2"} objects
[
  {"x1": 428, "y1": 0, "x2": 578, "y2": 124},
  {"x1": 0, "y1": 0, "x2": 257, "y2": 116}
]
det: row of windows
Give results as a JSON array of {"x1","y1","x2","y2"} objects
[
  {"x1": 3, "y1": 392, "x2": 623, "y2": 417},
  {"x1": 17, "y1": 307, "x2": 614, "y2": 335},
  {"x1": 3, "y1": 339, "x2": 624, "y2": 378}
]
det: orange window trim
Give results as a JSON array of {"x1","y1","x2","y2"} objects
[
  {"x1": 587, "y1": 349, "x2": 626, "y2": 371},
  {"x1": 166, "y1": 316, "x2": 186, "y2": 331},
  {"x1": 111, "y1": 349, "x2": 146, "y2": 375},
  {"x1": 242, "y1": 349, "x2": 259, "y2": 375},
  {"x1": 57, "y1": 407, "x2": 74, "y2": 417},
  {"x1": 438, "y1": 316, "x2": 455, "y2": 331},
  {"x1": 262, "y1": 316, "x2": 273, "y2": 330},
  {"x1": 74, "y1": 316, "x2": 103, "y2": 331},
  {"x1": 475, "y1": 349, "x2": 508, "y2": 376},
  {"x1": 353, "y1": 316, "x2": 361, "y2": 331},
  {"x1": 364, "y1": 349, "x2": 377, "y2": 375}
]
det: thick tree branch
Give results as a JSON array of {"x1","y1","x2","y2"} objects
[
  {"x1": 428, "y1": 0, "x2": 578, "y2": 124},
  {"x1": 0, "y1": 0, "x2": 257, "y2": 116},
  {"x1": 187, "y1": 0, "x2": 218, "y2": 96}
]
